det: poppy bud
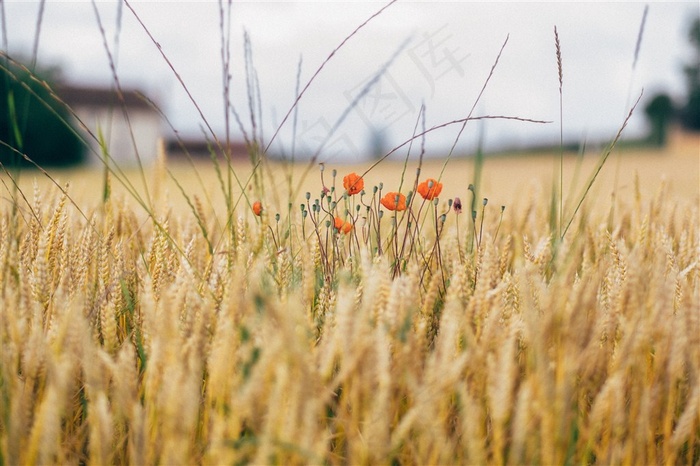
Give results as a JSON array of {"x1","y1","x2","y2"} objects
[{"x1": 453, "y1": 197, "x2": 462, "y2": 214}]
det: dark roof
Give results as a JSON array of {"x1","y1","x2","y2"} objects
[
  {"x1": 55, "y1": 84, "x2": 155, "y2": 111},
  {"x1": 166, "y1": 138, "x2": 250, "y2": 159}
]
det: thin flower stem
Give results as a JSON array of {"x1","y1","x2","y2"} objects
[
  {"x1": 493, "y1": 206, "x2": 506, "y2": 244},
  {"x1": 456, "y1": 216, "x2": 464, "y2": 266},
  {"x1": 478, "y1": 198, "x2": 487, "y2": 250}
]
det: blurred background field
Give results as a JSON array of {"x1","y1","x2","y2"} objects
[
  {"x1": 8, "y1": 128, "x2": 697, "y2": 220},
  {"x1": 3, "y1": 3, "x2": 698, "y2": 219}
]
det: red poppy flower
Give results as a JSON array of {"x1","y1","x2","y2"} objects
[
  {"x1": 252, "y1": 201, "x2": 263, "y2": 216},
  {"x1": 343, "y1": 172, "x2": 364, "y2": 195},
  {"x1": 380, "y1": 192, "x2": 407, "y2": 211},
  {"x1": 334, "y1": 216, "x2": 353, "y2": 234},
  {"x1": 417, "y1": 178, "x2": 443, "y2": 201}
]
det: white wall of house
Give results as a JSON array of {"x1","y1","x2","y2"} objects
[
  {"x1": 57, "y1": 85, "x2": 163, "y2": 168},
  {"x1": 74, "y1": 105, "x2": 161, "y2": 167}
]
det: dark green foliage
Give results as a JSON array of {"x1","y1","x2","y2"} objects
[
  {"x1": 680, "y1": 87, "x2": 700, "y2": 131},
  {"x1": 644, "y1": 93, "x2": 675, "y2": 146},
  {"x1": 1, "y1": 58, "x2": 84, "y2": 168}
]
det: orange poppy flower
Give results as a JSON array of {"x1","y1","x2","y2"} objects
[
  {"x1": 417, "y1": 178, "x2": 443, "y2": 201},
  {"x1": 343, "y1": 172, "x2": 364, "y2": 195},
  {"x1": 333, "y1": 216, "x2": 353, "y2": 234},
  {"x1": 380, "y1": 192, "x2": 407, "y2": 211},
  {"x1": 252, "y1": 201, "x2": 263, "y2": 216}
]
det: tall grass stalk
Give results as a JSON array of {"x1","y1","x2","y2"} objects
[
  {"x1": 439, "y1": 34, "x2": 510, "y2": 185},
  {"x1": 562, "y1": 91, "x2": 643, "y2": 238},
  {"x1": 91, "y1": 0, "x2": 151, "y2": 211},
  {"x1": 611, "y1": 4, "x2": 649, "y2": 227},
  {"x1": 555, "y1": 25, "x2": 564, "y2": 240},
  {"x1": 264, "y1": 0, "x2": 398, "y2": 156}
]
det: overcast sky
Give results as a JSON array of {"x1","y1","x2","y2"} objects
[{"x1": 2, "y1": 1, "x2": 698, "y2": 161}]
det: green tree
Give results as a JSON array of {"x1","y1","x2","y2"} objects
[
  {"x1": 1, "y1": 57, "x2": 84, "y2": 168},
  {"x1": 644, "y1": 92, "x2": 675, "y2": 146},
  {"x1": 680, "y1": 16, "x2": 700, "y2": 130}
]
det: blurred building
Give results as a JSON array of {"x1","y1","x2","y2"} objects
[
  {"x1": 165, "y1": 138, "x2": 251, "y2": 160},
  {"x1": 57, "y1": 84, "x2": 161, "y2": 167}
]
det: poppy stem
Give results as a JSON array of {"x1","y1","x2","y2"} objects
[
  {"x1": 478, "y1": 198, "x2": 488, "y2": 250},
  {"x1": 267, "y1": 224, "x2": 279, "y2": 251}
]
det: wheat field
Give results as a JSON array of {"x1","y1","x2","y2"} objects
[{"x1": 0, "y1": 128, "x2": 698, "y2": 465}]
